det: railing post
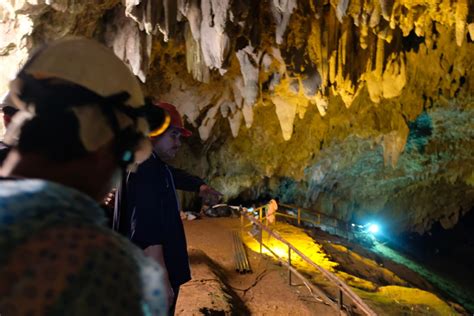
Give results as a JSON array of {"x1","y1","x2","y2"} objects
[
  {"x1": 259, "y1": 207, "x2": 263, "y2": 222},
  {"x1": 240, "y1": 212, "x2": 244, "y2": 237},
  {"x1": 288, "y1": 247, "x2": 292, "y2": 285},
  {"x1": 297, "y1": 208, "x2": 301, "y2": 225},
  {"x1": 259, "y1": 226, "x2": 263, "y2": 254},
  {"x1": 338, "y1": 289, "x2": 343, "y2": 312}
]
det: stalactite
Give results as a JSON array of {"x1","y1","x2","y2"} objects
[
  {"x1": 455, "y1": 0, "x2": 468, "y2": 46},
  {"x1": 315, "y1": 92, "x2": 328, "y2": 116},
  {"x1": 198, "y1": 104, "x2": 220, "y2": 140},
  {"x1": 272, "y1": 95, "x2": 297, "y2": 141},
  {"x1": 242, "y1": 102, "x2": 254, "y2": 128},
  {"x1": 360, "y1": 13, "x2": 370, "y2": 49},
  {"x1": 375, "y1": 36, "x2": 385, "y2": 77},
  {"x1": 369, "y1": 4, "x2": 381, "y2": 28},
  {"x1": 301, "y1": 66, "x2": 322, "y2": 97},
  {"x1": 228, "y1": 110, "x2": 243, "y2": 138},
  {"x1": 336, "y1": 0, "x2": 349, "y2": 23},
  {"x1": 236, "y1": 45, "x2": 260, "y2": 108},
  {"x1": 105, "y1": 6, "x2": 151, "y2": 82},
  {"x1": 185, "y1": 22, "x2": 210, "y2": 83},
  {"x1": 379, "y1": 0, "x2": 393, "y2": 21},
  {"x1": 399, "y1": 7, "x2": 414, "y2": 36},
  {"x1": 271, "y1": 0, "x2": 298, "y2": 44},
  {"x1": 132, "y1": 0, "x2": 176, "y2": 40},
  {"x1": 1, "y1": 0, "x2": 472, "y2": 143},
  {"x1": 381, "y1": 125, "x2": 409, "y2": 168},
  {"x1": 200, "y1": 0, "x2": 231, "y2": 70},
  {"x1": 178, "y1": 0, "x2": 202, "y2": 41}
]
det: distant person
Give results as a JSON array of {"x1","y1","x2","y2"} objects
[
  {"x1": 116, "y1": 102, "x2": 222, "y2": 315},
  {"x1": 0, "y1": 37, "x2": 171, "y2": 315},
  {"x1": 266, "y1": 199, "x2": 278, "y2": 225},
  {"x1": 0, "y1": 102, "x2": 18, "y2": 165}
]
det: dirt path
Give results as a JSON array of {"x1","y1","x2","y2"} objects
[{"x1": 176, "y1": 217, "x2": 335, "y2": 315}]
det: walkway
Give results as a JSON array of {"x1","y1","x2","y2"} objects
[{"x1": 176, "y1": 217, "x2": 334, "y2": 315}]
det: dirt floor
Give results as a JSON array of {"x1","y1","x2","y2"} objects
[
  {"x1": 175, "y1": 217, "x2": 467, "y2": 315},
  {"x1": 176, "y1": 217, "x2": 335, "y2": 315}
]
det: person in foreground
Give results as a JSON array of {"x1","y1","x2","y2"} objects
[
  {"x1": 116, "y1": 102, "x2": 222, "y2": 315},
  {"x1": 0, "y1": 37, "x2": 171, "y2": 315},
  {"x1": 0, "y1": 101, "x2": 18, "y2": 165}
]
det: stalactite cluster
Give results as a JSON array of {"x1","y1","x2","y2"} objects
[
  {"x1": 0, "y1": 0, "x2": 472, "y2": 233},
  {"x1": 109, "y1": 0, "x2": 471, "y2": 146}
]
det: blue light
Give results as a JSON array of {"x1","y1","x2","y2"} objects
[{"x1": 368, "y1": 223, "x2": 379, "y2": 234}]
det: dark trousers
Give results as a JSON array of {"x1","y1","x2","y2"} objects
[{"x1": 169, "y1": 286, "x2": 180, "y2": 316}]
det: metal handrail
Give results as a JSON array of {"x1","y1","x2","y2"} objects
[
  {"x1": 279, "y1": 203, "x2": 342, "y2": 223},
  {"x1": 242, "y1": 211, "x2": 377, "y2": 316},
  {"x1": 276, "y1": 203, "x2": 352, "y2": 239}
]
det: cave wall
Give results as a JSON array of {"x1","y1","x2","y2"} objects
[{"x1": 0, "y1": 0, "x2": 472, "y2": 234}]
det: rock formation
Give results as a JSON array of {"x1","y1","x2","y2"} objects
[{"x1": 0, "y1": 0, "x2": 472, "y2": 234}]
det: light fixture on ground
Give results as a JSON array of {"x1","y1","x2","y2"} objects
[{"x1": 368, "y1": 223, "x2": 380, "y2": 234}]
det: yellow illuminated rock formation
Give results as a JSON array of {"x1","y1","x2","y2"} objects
[{"x1": 0, "y1": 0, "x2": 472, "y2": 235}]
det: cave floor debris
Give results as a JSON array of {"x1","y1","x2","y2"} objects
[
  {"x1": 178, "y1": 217, "x2": 467, "y2": 315},
  {"x1": 178, "y1": 217, "x2": 333, "y2": 315}
]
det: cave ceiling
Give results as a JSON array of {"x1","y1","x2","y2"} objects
[{"x1": 0, "y1": 0, "x2": 473, "y2": 234}]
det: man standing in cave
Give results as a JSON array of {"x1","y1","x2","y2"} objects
[{"x1": 117, "y1": 101, "x2": 222, "y2": 315}]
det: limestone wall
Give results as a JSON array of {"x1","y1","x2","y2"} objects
[{"x1": 0, "y1": 0, "x2": 472, "y2": 234}]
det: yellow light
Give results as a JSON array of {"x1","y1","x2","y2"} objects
[{"x1": 148, "y1": 112, "x2": 171, "y2": 137}]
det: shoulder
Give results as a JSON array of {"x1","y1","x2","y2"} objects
[{"x1": 0, "y1": 224, "x2": 168, "y2": 315}]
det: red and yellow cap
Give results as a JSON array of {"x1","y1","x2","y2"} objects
[{"x1": 149, "y1": 102, "x2": 192, "y2": 137}]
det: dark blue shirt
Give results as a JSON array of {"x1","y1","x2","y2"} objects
[{"x1": 123, "y1": 153, "x2": 204, "y2": 288}]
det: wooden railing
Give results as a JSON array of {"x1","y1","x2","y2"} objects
[
  {"x1": 276, "y1": 203, "x2": 353, "y2": 240},
  {"x1": 241, "y1": 210, "x2": 377, "y2": 316}
]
